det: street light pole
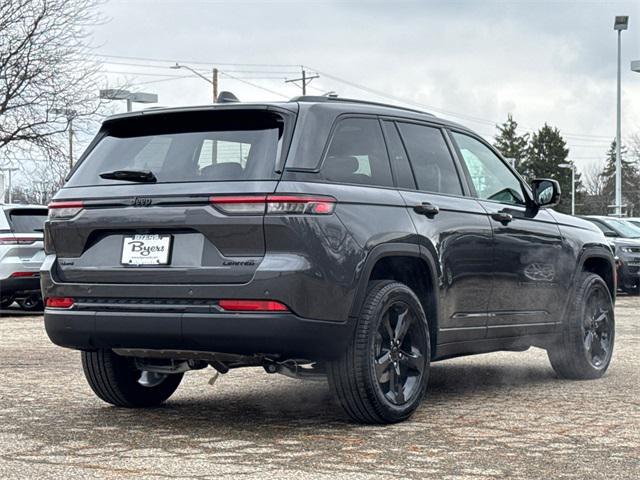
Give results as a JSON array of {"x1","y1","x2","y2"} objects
[
  {"x1": 49, "y1": 108, "x2": 77, "y2": 170},
  {"x1": 559, "y1": 163, "x2": 576, "y2": 216},
  {"x1": 100, "y1": 89, "x2": 158, "y2": 114},
  {"x1": 171, "y1": 63, "x2": 218, "y2": 102},
  {"x1": 614, "y1": 16, "x2": 629, "y2": 217},
  {"x1": 68, "y1": 116, "x2": 73, "y2": 170}
]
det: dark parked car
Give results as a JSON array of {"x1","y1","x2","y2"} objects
[
  {"x1": 582, "y1": 216, "x2": 640, "y2": 295},
  {"x1": 43, "y1": 97, "x2": 616, "y2": 423}
]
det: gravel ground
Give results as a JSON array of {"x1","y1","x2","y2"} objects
[{"x1": 0, "y1": 297, "x2": 638, "y2": 479}]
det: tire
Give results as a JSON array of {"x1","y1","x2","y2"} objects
[
  {"x1": 328, "y1": 280, "x2": 431, "y2": 424},
  {"x1": 81, "y1": 350, "x2": 183, "y2": 407},
  {"x1": 17, "y1": 294, "x2": 43, "y2": 311},
  {"x1": 547, "y1": 273, "x2": 615, "y2": 380},
  {"x1": 0, "y1": 296, "x2": 14, "y2": 309}
]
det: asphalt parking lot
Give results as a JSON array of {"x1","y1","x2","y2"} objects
[{"x1": 0, "y1": 298, "x2": 638, "y2": 480}]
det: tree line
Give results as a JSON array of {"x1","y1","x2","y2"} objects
[{"x1": 494, "y1": 114, "x2": 640, "y2": 216}]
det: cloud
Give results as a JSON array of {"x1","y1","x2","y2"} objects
[{"x1": 93, "y1": 0, "x2": 640, "y2": 170}]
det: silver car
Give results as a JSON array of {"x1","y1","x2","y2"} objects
[{"x1": 0, "y1": 204, "x2": 48, "y2": 310}]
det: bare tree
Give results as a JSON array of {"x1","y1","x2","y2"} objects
[
  {"x1": 579, "y1": 161, "x2": 608, "y2": 215},
  {"x1": 630, "y1": 133, "x2": 640, "y2": 163},
  {"x1": 582, "y1": 161, "x2": 606, "y2": 197},
  {"x1": 0, "y1": 0, "x2": 104, "y2": 176}
]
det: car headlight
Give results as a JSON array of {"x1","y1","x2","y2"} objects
[{"x1": 619, "y1": 247, "x2": 634, "y2": 253}]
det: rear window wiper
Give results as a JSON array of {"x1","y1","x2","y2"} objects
[{"x1": 99, "y1": 169, "x2": 157, "y2": 183}]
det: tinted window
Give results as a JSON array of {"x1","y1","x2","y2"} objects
[
  {"x1": 588, "y1": 219, "x2": 616, "y2": 236},
  {"x1": 381, "y1": 121, "x2": 415, "y2": 190},
  {"x1": 321, "y1": 118, "x2": 393, "y2": 187},
  {"x1": 601, "y1": 218, "x2": 640, "y2": 238},
  {"x1": 452, "y1": 132, "x2": 525, "y2": 205},
  {"x1": 397, "y1": 123, "x2": 462, "y2": 195},
  {"x1": 8, "y1": 209, "x2": 47, "y2": 233},
  {"x1": 67, "y1": 111, "x2": 284, "y2": 186}
]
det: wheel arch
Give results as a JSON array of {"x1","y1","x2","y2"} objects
[
  {"x1": 349, "y1": 243, "x2": 440, "y2": 355},
  {"x1": 579, "y1": 250, "x2": 616, "y2": 300}
]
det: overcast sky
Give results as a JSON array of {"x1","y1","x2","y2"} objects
[{"x1": 92, "y1": 0, "x2": 640, "y2": 174}]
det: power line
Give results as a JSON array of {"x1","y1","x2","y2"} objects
[
  {"x1": 101, "y1": 60, "x2": 297, "y2": 75},
  {"x1": 95, "y1": 53, "x2": 300, "y2": 68},
  {"x1": 94, "y1": 54, "x2": 618, "y2": 143},
  {"x1": 103, "y1": 69, "x2": 288, "y2": 80},
  {"x1": 217, "y1": 70, "x2": 289, "y2": 99}
]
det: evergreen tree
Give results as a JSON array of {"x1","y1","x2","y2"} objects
[
  {"x1": 600, "y1": 140, "x2": 640, "y2": 216},
  {"x1": 521, "y1": 124, "x2": 580, "y2": 214},
  {"x1": 494, "y1": 114, "x2": 529, "y2": 169}
]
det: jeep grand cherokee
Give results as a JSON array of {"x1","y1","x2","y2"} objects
[{"x1": 43, "y1": 96, "x2": 616, "y2": 423}]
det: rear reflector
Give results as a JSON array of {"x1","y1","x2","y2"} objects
[
  {"x1": 45, "y1": 297, "x2": 74, "y2": 309},
  {"x1": 0, "y1": 235, "x2": 39, "y2": 245},
  {"x1": 210, "y1": 194, "x2": 336, "y2": 216},
  {"x1": 218, "y1": 299, "x2": 289, "y2": 312},
  {"x1": 10, "y1": 272, "x2": 39, "y2": 278},
  {"x1": 48, "y1": 201, "x2": 84, "y2": 220}
]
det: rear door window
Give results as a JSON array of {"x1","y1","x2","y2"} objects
[
  {"x1": 7, "y1": 209, "x2": 47, "y2": 233},
  {"x1": 66, "y1": 110, "x2": 285, "y2": 186},
  {"x1": 397, "y1": 123, "x2": 463, "y2": 195},
  {"x1": 321, "y1": 117, "x2": 393, "y2": 187}
]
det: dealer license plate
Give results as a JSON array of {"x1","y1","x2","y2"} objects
[{"x1": 121, "y1": 234, "x2": 172, "y2": 266}]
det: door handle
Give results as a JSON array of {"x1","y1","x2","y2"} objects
[
  {"x1": 413, "y1": 202, "x2": 440, "y2": 217},
  {"x1": 491, "y1": 211, "x2": 513, "y2": 224}
]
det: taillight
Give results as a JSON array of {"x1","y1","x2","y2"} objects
[
  {"x1": 10, "y1": 272, "x2": 39, "y2": 278},
  {"x1": 209, "y1": 195, "x2": 267, "y2": 215},
  {"x1": 218, "y1": 299, "x2": 289, "y2": 312},
  {"x1": 48, "y1": 201, "x2": 84, "y2": 220},
  {"x1": 209, "y1": 194, "x2": 336, "y2": 216},
  {"x1": 45, "y1": 297, "x2": 74, "y2": 309},
  {"x1": 0, "y1": 235, "x2": 39, "y2": 245}
]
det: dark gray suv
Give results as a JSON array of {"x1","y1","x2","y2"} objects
[{"x1": 43, "y1": 97, "x2": 616, "y2": 423}]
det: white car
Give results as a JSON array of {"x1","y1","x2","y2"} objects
[{"x1": 0, "y1": 204, "x2": 47, "y2": 310}]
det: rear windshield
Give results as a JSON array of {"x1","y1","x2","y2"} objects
[
  {"x1": 7, "y1": 209, "x2": 47, "y2": 233},
  {"x1": 67, "y1": 110, "x2": 285, "y2": 187}
]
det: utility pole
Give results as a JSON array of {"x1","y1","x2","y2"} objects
[
  {"x1": 213, "y1": 68, "x2": 219, "y2": 102},
  {"x1": 285, "y1": 67, "x2": 319, "y2": 95},
  {"x1": 171, "y1": 64, "x2": 217, "y2": 102}
]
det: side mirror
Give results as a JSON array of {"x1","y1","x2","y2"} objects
[
  {"x1": 604, "y1": 231, "x2": 618, "y2": 238},
  {"x1": 531, "y1": 179, "x2": 561, "y2": 208}
]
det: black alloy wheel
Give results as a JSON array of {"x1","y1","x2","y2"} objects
[
  {"x1": 373, "y1": 301, "x2": 427, "y2": 405},
  {"x1": 548, "y1": 272, "x2": 615, "y2": 380},
  {"x1": 328, "y1": 280, "x2": 431, "y2": 424},
  {"x1": 581, "y1": 284, "x2": 613, "y2": 369}
]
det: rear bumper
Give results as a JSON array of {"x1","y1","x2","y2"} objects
[
  {"x1": 44, "y1": 308, "x2": 353, "y2": 360},
  {"x1": 0, "y1": 276, "x2": 41, "y2": 297}
]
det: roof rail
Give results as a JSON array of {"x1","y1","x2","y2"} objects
[{"x1": 290, "y1": 95, "x2": 434, "y2": 117}]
